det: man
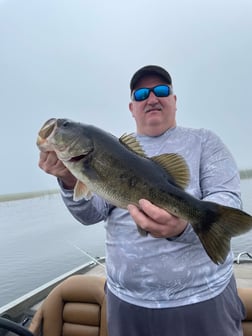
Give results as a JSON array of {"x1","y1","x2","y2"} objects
[{"x1": 39, "y1": 65, "x2": 245, "y2": 335}]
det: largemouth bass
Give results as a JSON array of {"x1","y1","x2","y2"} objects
[{"x1": 37, "y1": 118, "x2": 252, "y2": 264}]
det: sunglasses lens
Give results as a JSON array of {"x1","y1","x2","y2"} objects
[
  {"x1": 153, "y1": 85, "x2": 170, "y2": 97},
  {"x1": 133, "y1": 85, "x2": 171, "y2": 101},
  {"x1": 134, "y1": 88, "x2": 150, "y2": 101}
]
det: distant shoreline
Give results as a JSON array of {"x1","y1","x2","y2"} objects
[
  {"x1": 0, "y1": 189, "x2": 59, "y2": 202},
  {"x1": 240, "y1": 169, "x2": 252, "y2": 180},
  {"x1": 0, "y1": 169, "x2": 251, "y2": 202}
]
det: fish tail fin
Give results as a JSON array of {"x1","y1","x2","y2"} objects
[{"x1": 195, "y1": 205, "x2": 252, "y2": 264}]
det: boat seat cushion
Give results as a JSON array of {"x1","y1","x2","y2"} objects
[
  {"x1": 238, "y1": 287, "x2": 252, "y2": 336},
  {"x1": 29, "y1": 275, "x2": 108, "y2": 336}
]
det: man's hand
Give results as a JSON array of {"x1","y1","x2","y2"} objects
[
  {"x1": 38, "y1": 151, "x2": 77, "y2": 189},
  {"x1": 127, "y1": 199, "x2": 188, "y2": 238}
]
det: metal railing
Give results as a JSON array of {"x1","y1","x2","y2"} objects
[{"x1": 234, "y1": 251, "x2": 252, "y2": 264}]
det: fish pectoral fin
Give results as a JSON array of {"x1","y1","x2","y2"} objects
[
  {"x1": 194, "y1": 204, "x2": 252, "y2": 264},
  {"x1": 119, "y1": 133, "x2": 146, "y2": 157},
  {"x1": 151, "y1": 153, "x2": 190, "y2": 189},
  {"x1": 73, "y1": 180, "x2": 93, "y2": 201}
]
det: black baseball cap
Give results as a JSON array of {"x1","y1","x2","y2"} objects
[{"x1": 130, "y1": 65, "x2": 172, "y2": 92}]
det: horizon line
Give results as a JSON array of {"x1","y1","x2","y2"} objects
[{"x1": 0, "y1": 168, "x2": 252, "y2": 202}]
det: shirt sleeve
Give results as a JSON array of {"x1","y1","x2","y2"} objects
[
  {"x1": 199, "y1": 129, "x2": 242, "y2": 209},
  {"x1": 58, "y1": 178, "x2": 114, "y2": 225}
]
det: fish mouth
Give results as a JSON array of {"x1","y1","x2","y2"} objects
[
  {"x1": 37, "y1": 118, "x2": 93, "y2": 161},
  {"x1": 63, "y1": 148, "x2": 93, "y2": 163},
  {"x1": 38, "y1": 118, "x2": 57, "y2": 139},
  {"x1": 67, "y1": 154, "x2": 87, "y2": 162},
  {"x1": 36, "y1": 118, "x2": 57, "y2": 148}
]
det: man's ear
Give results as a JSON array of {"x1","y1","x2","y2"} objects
[{"x1": 129, "y1": 102, "x2": 135, "y2": 118}]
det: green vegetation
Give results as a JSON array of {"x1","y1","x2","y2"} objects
[
  {"x1": 240, "y1": 169, "x2": 252, "y2": 180},
  {"x1": 0, "y1": 189, "x2": 59, "y2": 202}
]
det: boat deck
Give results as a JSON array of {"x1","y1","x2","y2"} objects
[
  {"x1": 85, "y1": 263, "x2": 106, "y2": 277},
  {"x1": 233, "y1": 262, "x2": 252, "y2": 287}
]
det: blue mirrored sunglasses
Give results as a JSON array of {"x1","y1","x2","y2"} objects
[{"x1": 132, "y1": 85, "x2": 172, "y2": 102}]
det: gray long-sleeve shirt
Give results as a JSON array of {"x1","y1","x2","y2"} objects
[{"x1": 60, "y1": 126, "x2": 241, "y2": 308}]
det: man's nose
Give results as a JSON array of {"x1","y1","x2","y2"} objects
[{"x1": 147, "y1": 91, "x2": 158, "y2": 103}]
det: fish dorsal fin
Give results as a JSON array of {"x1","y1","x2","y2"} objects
[
  {"x1": 151, "y1": 153, "x2": 190, "y2": 189},
  {"x1": 73, "y1": 180, "x2": 93, "y2": 201},
  {"x1": 119, "y1": 133, "x2": 146, "y2": 157}
]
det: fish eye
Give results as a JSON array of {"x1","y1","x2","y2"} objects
[{"x1": 60, "y1": 119, "x2": 71, "y2": 128}]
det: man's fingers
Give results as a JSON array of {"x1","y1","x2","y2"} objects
[{"x1": 138, "y1": 199, "x2": 172, "y2": 223}]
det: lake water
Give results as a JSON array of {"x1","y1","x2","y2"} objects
[{"x1": 0, "y1": 179, "x2": 252, "y2": 308}]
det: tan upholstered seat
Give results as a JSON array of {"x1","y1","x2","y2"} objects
[
  {"x1": 29, "y1": 275, "x2": 108, "y2": 336},
  {"x1": 238, "y1": 288, "x2": 252, "y2": 336}
]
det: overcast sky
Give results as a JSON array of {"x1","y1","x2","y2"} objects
[{"x1": 1, "y1": 0, "x2": 252, "y2": 195}]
